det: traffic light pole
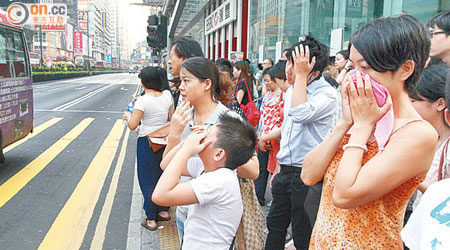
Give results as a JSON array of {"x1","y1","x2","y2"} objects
[{"x1": 146, "y1": 14, "x2": 168, "y2": 67}]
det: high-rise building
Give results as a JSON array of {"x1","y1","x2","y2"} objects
[{"x1": 110, "y1": 0, "x2": 120, "y2": 66}]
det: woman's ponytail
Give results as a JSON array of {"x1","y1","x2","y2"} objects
[
  {"x1": 158, "y1": 67, "x2": 170, "y2": 91},
  {"x1": 181, "y1": 57, "x2": 233, "y2": 106},
  {"x1": 215, "y1": 71, "x2": 233, "y2": 106}
]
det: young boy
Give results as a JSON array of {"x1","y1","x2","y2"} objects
[{"x1": 152, "y1": 114, "x2": 257, "y2": 250}]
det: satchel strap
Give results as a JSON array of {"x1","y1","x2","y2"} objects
[
  {"x1": 438, "y1": 138, "x2": 450, "y2": 181},
  {"x1": 236, "y1": 80, "x2": 253, "y2": 104}
]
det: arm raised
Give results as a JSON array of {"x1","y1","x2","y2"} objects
[
  {"x1": 302, "y1": 121, "x2": 350, "y2": 186},
  {"x1": 332, "y1": 121, "x2": 437, "y2": 209},
  {"x1": 302, "y1": 80, "x2": 353, "y2": 185},
  {"x1": 153, "y1": 130, "x2": 211, "y2": 206},
  {"x1": 163, "y1": 101, "x2": 192, "y2": 158}
]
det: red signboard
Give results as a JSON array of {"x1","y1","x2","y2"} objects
[{"x1": 74, "y1": 31, "x2": 82, "y2": 57}]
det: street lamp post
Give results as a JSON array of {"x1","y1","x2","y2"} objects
[
  {"x1": 87, "y1": 10, "x2": 91, "y2": 70},
  {"x1": 39, "y1": 25, "x2": 44, "y2": 66},
  {"x1": 118, "y1": 42, "x2": 121, "y2": 68},
  {"x1": 35, "y1": 24, "x2": 44, "y2": 66}
]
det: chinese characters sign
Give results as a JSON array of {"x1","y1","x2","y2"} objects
[
  {"x1": 7, "y1": 3, "x2": 67, "y2": 31},
  {"x1": 78, "y1": 11, "x2": 88, "y2": 32},
  {"x1": 205, "y1": 0, "x2": 236, "y2": 35},
  {"x1": 74, "y1": 31, "x2": 83, "y2": 57}
]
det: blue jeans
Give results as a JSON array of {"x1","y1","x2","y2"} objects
[
  {"x1": 176, "y1": 217, "x2": 184, "y2": 245},
  {"x1": 136, "y1": 136, "x2": 168, "y2": 220}
]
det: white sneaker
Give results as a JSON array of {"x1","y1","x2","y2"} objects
[{"x1": 285, "y1": 239, "x2": 296, "y2": 250}]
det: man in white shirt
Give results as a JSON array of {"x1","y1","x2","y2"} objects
[{"x1": 153, "y1": 114, "x2": 257, "y2": 250}]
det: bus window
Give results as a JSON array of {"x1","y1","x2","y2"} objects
[{"x1": 0, "y1": 28, "x2": 29, "y2": 79}]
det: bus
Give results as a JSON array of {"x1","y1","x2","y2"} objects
[{"x1": 0, "y1": 10, "x2": 34, "y2": 163}]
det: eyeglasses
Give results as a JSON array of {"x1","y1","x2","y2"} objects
[{"x1": 430, "y1": 30, "x2": 448, "y2": 38}]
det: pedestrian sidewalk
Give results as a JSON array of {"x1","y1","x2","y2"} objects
[{"x1": 126, "y1": 165, "x2": 180, "y2": 250}]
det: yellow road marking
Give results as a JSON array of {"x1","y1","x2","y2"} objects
[
  {"x1": 0, "y1": 118, "x2": 93, "y2": 208},
  {"x1": 4, "y1": 117, "x2": 63, "y2": 153},
  {"x1": 90, "y1": 128, "x2": 130, "y2": 250},
  {"x1": 38, "y1": 120, "x2": 125, "y2": 250}
]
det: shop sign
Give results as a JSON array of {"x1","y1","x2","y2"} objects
[
  {"x1": 78, "y1": 11, "x2": 88, "y2": 32},
  {"x1": 205, "y1": 0, "x2": 236, "y2": 35},
  {"x1": 67, "y1": 23, "x2": 74, "y2": 51},
  {"x1": 102, "y1": 12, "x2": 107, "y2": 29},
  {"x1": 6, "y1": 2, "x2": 67, "y2": 31},
  {"x1": 74, "y1": 31, "x2": 82, "y2": 57},
  {"x1": 229, "y1": 51, "x2": 244, "y2": 63}
]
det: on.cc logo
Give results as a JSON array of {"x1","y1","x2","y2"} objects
[{"x1": 7, "y1": 2, "x2": 29, "y2": 25}]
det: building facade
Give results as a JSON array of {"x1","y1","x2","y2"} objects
[{"x1": 166, "y1": 0, "x2": 449, "y2": 64}]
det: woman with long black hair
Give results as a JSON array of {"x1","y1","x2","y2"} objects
[
  {"x1": 123, "y1": 66, "x2": 174, "y2": 231},
  {"x1": 233, "y1": 61, "x2": 254, "y2": 105}
]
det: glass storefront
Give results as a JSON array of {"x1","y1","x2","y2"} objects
[{"x1": 248, "y1": 0, "x2": 450, "y2": 64}]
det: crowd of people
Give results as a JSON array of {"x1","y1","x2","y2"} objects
[{"x1": 122, "y1": 10, "x2": 450, "y2": 250}]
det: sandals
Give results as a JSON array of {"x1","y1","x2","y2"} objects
[
  {"x1": 156, "y1": 212, "x2": 171, "y2": 221},
  {"x1": 141, "y1": 218, "x2": 157, "y2": 231}
]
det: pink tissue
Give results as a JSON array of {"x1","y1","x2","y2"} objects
[{"x1": 349, "y1": 70, "x2": 394, "y2": 150}]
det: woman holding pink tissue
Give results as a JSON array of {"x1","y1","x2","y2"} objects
[{"x1": 301, "y1": 15, "x2": 438, "y2": 249}]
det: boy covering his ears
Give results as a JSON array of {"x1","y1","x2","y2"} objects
[{"x1": 152, "y1": 114, "x2": 257, "y2": 250}]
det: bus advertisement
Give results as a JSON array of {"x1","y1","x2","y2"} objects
[{"x1": 0, "y1": 10, "x2": 34, "y2": 162}]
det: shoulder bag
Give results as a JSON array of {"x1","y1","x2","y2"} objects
[
  {"x1": 234, "y1": 178, "x2": 265, "y2": 250},
  {"x1": 147, "y1": 124, "x2": 170, "y2": 152},
  {"x1": 238, "y1": 80, "x2": 261, "y2": 126}
]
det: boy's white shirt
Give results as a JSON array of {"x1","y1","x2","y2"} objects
[
  {"x1": 402, "y1": 178, "x2": 450, "y2": 250},
  {"x1": 182, "y1": 161, "x2": 243, "y2": 250}
]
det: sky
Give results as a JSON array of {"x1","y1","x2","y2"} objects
[{"x1": 120, "y1": 0, "x2": 151, "y2": 49}]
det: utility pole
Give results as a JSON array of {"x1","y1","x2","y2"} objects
[
  {"x1": 118, "y1": 42, "x2": 121, "y2": 68},
  {"x1": 87, "y1": 9, "x2": 91, "y2": 70},
  {"x1": 38, "y1": 25, "x2": 44, "y2": 66}
]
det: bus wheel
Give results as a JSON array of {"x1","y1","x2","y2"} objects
[{"x1": 0, "y1": 131, "x2": 5, "y2": 164}]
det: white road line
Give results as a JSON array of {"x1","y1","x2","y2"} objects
[
  {"x1": 126, "y1": 160, "x2": 142, "y2": 250},
  {"x1": 35, "y1": 109, "x2": 123, "y2": 114},
  {"x1": 52, "y1": 84, "x2": 113, "y2": 111},
  {"x1": 90, "y1": 129, "x2": 130, "y2": 250}
]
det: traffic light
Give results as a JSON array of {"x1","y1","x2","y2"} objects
[
  {"x1": 158, "y1": 15, "x2": 167, "y2": 48},
  {"x1": 147, "y1": 15, "x2": 159, "y2": 48},
  {"x1": 146, "y1": 15, "x2": 168, "y2": 49}
]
